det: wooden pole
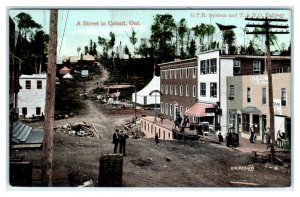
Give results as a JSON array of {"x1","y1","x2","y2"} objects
[{"x1": 41, "y1": 9, "x2": 58, "y2": 186}]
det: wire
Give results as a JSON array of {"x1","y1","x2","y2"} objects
[{"x1": 59, "y1": 10, "x2": 69, "y2": 56}]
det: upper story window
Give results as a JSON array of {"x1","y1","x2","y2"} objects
[
  {"x1": 233, "y1": 60, "x2": 241, "y2": 74},
  {"x1": 186, "y1": 68, "x2": 189, "y2": 78},
  {"x1": 276, "y1": 67, "x2": 283, "y2": 73},
  {"x1": 165, "y1": 85, "x2": 168, "y2": 94},
  {"x1": 193, "y1": 86, "x2": 196, "y2": 97},
  {"x1": 210, "y1": 58, "x2": 217, "y2": 74},
  {"x1": 170, "y1": 70, "x2": 172, "y2": 79},
  {"x1": 161, "y1": 71, "x2": 164, "y2": 79},
  {"x1": 229, "y1": 85, "x2": 234, "y2": 100},
  {"x1": 247, "y1": 87, "x2": 251, "y2": 103},
  {"x1": 281, "y1": 88, "x2": 287, "y2": 106},
  {"x1": 174, "y1": 70, "x2": 177, "y2": 79},
  {"x1": 262, "y1": 87, "x2": 267, "y2": 104},
  {"x1": 161, "y1": 85, "x2": 164, "y2": 93},
  {"x1": 253, "y1": 60, "x2": 261, "y2": 74},
  {"x1": 200, "y1": 60, "x2": 207, "y2": 74},
  {"x1": 174, "y1": 85, "x2": 177, "y2": 95},
  {"x1": 161, "y1": 102, "x2": 164, "y2": 113},
  {"x1": 186, "y1": 86, "x2": 189, "y2": 96},
  {"x1": 165, "y1": 71, "x2": 168, "y2": 79},
  {"x1": 193, "y1": 67, "x2": 196, "y2": 78},
  {"x1": 165, "y1": 103, "x2": 168, "y2": 115},
  {"x1": 26, "y1": 80, "x2": 31, "y2": 89},
  {"x1": 170, "y1": 85, "x2": 173, "y2": 95},
  {"x1": 180, "y1": 69, "x2": 183, "y2": 79},
  {"x1": 37, "y1": 80, "x2": 42, "y2": 89}
]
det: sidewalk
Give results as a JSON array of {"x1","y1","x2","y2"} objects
[{"x1": 203, "y1": 133, "x2": 288, "y2": 153}]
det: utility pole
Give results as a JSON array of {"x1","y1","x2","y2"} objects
[
  {"x1": 245, "y1": 17, "x2": 289, "y2": 162},
  {"x1": 41, "y1": 9, "x2": 58, "y2": 186}
]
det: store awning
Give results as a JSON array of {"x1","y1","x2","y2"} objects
[
  {"x1": 184, "y1": 103, "x2": 214, "y2": 117},
  {"x1": 241, "y1": 106, "x2": 262, "y2": 114}
]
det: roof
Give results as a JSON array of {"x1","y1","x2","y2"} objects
[
  {"x1": 136, "y1": 76, "x2": 161, "y2": 96},
  {"x1": 60, "y1": 66, "x2": 70, "y2": 71},
  {"x1": 104, "y1": 84, "x2": 134, "y2": 89},
  {"x1": 158, "y1": 57, "x2": 198, "y2": 67},
  {"x1": 63, "y1": 73, "x2": 73, "y2": 78},
  {"x1": 185, "y1": 102, "x2": 214, "y2": 117},
  {"x1": 220, "y1": 55, "x2": 291, "y2": 60},
  {"x1": 82, "y1": 54, "x2": 95, "y2": 61},
  {"x1": 19, "y1": 74, "x2": 47, "y2": 79}
]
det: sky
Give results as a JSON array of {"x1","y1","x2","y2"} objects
[
  {"x1": 9, "y1": 9, "x2": 292, "y2": 58},
  {"x1": 9, "y1": 9, "x2": 291, "y2": 57}
]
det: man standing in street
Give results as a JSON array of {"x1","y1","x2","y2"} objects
[
  {"x1": 113, "y1": 129, "x2": 119, "y2": 153},
  {"x1": 119, "y1": 130, "x2": 129, "y2": 156},
  {"x1": 155, "y1": 133, "x2": 159, "y2": 145},
  {"x1": 249, "y1": 125, "x2": 254, "y2": 143}
]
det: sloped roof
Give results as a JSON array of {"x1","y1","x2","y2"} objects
[
  {"x1": 136, "y1": 76, "x2": 161, "y2": 96},
  {"x1": 63, "y1": 73, "x2": 73, "y2": 79}
]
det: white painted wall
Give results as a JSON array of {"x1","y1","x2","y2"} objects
[
  {"x1": 18, "y1": 74, "x2": 47, "y2": 118},
  {"x1": 220, "y1": 59, "x2": 234, "y2": 132},
  {"x1": 197, "y1": 50, "x2": 220, "y2": 103}
]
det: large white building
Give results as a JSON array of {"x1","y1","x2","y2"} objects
[{"x1": 18, "y1": 74, "x2": 47, "y2": 118}]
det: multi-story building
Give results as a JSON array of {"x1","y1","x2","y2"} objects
[
  {"x1": 227, "y1": 56, "x2": 291, "y2": 141},
  {"x1": 159, "y1": 58, "x2": 198, "y2": 121},
  {"x1": 18, "y1": 74, "x2": 47, "y2": 118}
]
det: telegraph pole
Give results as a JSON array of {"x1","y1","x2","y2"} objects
[
  {"x1": 42, "y1": 9, "x2": 58, "y2": 186},
  {"x1": 245, "y1": 17, "x2": 289, "y2": 162}
]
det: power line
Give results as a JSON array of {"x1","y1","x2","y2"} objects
[{"x1": 59, "y1": 10, "x2": 69, "y2": 56}]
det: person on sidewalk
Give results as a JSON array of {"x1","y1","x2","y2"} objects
[
  {"x1": 277, "y1": 130, "x2": 283, "y2": 148},
  {"x1": 155, "y1": 133, "x2": 159, "y2": 145},
  {"x1": 249, "y1": 125, "x2": 254, "y2": 143},
  {"x1": 112, "y1": 129, "x2": 119, "y2": 153},
  {"x1": 265, "y1": 127, "x2": 271, "y2": 149}
]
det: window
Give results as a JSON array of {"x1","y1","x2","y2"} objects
[
  {"x1": 165, "y1": 103, "x2": 168, "y2": 115},
  {"x1": 233, "y1": 60, "x2": 241, "y2": 74},
  {"x1": 174, "y1": 70, "x2": 177, "y2": 79},
  {"x1": 186, "y1": 107, "x2": 189, "y2": 112},
  {"x1": 170, "y1": 104, "x2": 173, "y2": 116},
  {"x1": 253, "y1": 60, "x2": 261, "y2": 74},
  {"x1": 276, "y1": 67, "x2": 283, "y2": 73},
  {"x1": 247, "y1": 87, "x2": 251, "y2": 103},
  {"x1": 161, "y1": 71, "x2": 164, "y2": 79},
  {"x1": 174, "y1": 85, "x2": 177, "y2": 95},
  {"x1": 180, "y1": 106, "x2": 183, "y2": 116},
  {"x1": 193, "y1": 86, "x2": 196, "y2": 97},
  {"x1": 36, "y1": 107, "x2": 41, "y2": 115},
  {"x1": 193, "y1": 67, "x2": 196, "y2": 78},
  {"x1": 22, "y1": 107, "x2": 27, "y2": 115},
  {"x1": 262, "y1": 88, "x2": 267, "y2": 104},
  {"x1": 37, "y1": 80, "x2": 42, "y2": 89},
  {"x1": 186, "y1": 68, "x2": 189, "y2": 78},
  {"x1": 170, "y1": 70, "x2": 172, "y2": 79},
  {"x1": 26, "y1": 80, "x2": 31, "y2": 89},
  {"x1": 186, "y1": 86, "x2": 189, "y2": 96},
  {"x1": 161, "y1": 85, "x2": 164, "y2": 93},
  {"x1": 193, "y1": 116, "x2": 197, "y2": 123},
  {"x1": 170, "y1": 85, "x2": 173, "y2": 95},
  {"x1": 206, "y1": 59, "x2": 210, "y2": 74},
  {"x1": 200, "y1": 60, "x2": 206, "y2": 74},
  {"x1": 180, "y1": 85, "x2": 183, "y2": 96},
  {"x1": 180, "y1": 69, "x2": 183, "y2": 78},
  {"x1": 161, "y1": 102, "x2": 164, "y2": 113},
  {"x1": 210, "y1": 83, "x2": 217, "y2": 98},
  {"x1": 200, "y1": 83, "x2": 206, "y2": 97},
  {"x1": 165, "y1": 85, "x2": 168, "y2": 94},
  {"x1": 165, "y1": 71, "x2": 168, "y2": 79},
  {"x1": 229, "y1": 85, "x2": 234, "y2": 100},
  {"x1": 210, "y1": 58, "x2": 217, "y2": 74},
  {"x1": 281, "y1": 88, "x2": 287, "y2": 106}
]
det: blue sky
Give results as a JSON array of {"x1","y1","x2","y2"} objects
[{"x1": 9, "y1": 9, "x2": 291, "y2": 57}]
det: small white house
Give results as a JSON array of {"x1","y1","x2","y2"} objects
[{"x1": 18, "y1": 74, "x2": 47, "y2": 118}]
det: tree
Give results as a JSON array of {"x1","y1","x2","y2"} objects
[
  {"x1": 30, "y1": 30, "x2": 49, "y2": 73},
  {"x1": 150, "y1": 14, "x2": 176, "y2": 62},
  {"x1": 188, "y1": 38, "x2": 196, "y2": 58},
  {"x1": 246, "y1": 40, "x2": 255, "y2": 55},
  {"x1": 223, "y1": 29, "x2": 236, "y2": 54},
  {"x1": 14, "y1": 12, "x2": 42, "y2": 40},
  {"x1": 127, "y1": 28, "x2": 138, "y2": 57},
  {"x1": 192, "y1": 23, "x2": 207, "y2": 52},
  {"x1": 137, "y1": 38, "x2": 150, "y2": 58},
  {"x1": 206, "y1": 24, "x2": 216, "y2": 50},
  {"x1": 178, "y1": 18, "x2": 188, "y2": 58},
  {"x1": 108, "y1": 31, "x2": 116, "y2": 57},
  {"x1": 77, "y1": 47, "x2": 81, "y2": 57},
  {"x1": 84, "y1": 46, "x2": 88, "y2": 55}
]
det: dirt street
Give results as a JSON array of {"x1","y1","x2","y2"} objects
[{"x1": 21, "y1": 99, "x2": 291, "y2": 187}]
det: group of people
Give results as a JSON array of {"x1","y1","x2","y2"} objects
[
  {"x1": 260, "y1": 127, "x2": 284, "y2": 149},
  {"x1": 112, "y1": 129, "x2": 129, "y2": 156}
]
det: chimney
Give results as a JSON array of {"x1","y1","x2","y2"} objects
[{"x1": 225, "y1": 44, "x2": 229, "y2": 55}]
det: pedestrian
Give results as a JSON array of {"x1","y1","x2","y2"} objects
[
  {"x1": 277, "y1": 130, "x2": 283, "y2": 148},
  {"x1": 249, "y1": 125, "x2": 254, "y2": 143},
  {"x1": 112, "y1": 129, "x2": 119, "y2": 153},
  {"x1": 155, "y1": 133, "x2": 159, "y2": 145},
  {"x1": 265, "y1": 127, "x2": 271, "y2": 149},
  {"x1": 119, "y1": 130, "x2": 129, "y2": 156}
]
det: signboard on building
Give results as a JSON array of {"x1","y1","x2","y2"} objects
[
  {"x1": 81, "y1": 70, "x2": 89, "y2": 77},
  {"x1": 273, "y1": 99, "x2": 282, "y2": 115},
  {"x1": 250, "y1": 75, "x2": 268, "y2": 84}
]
